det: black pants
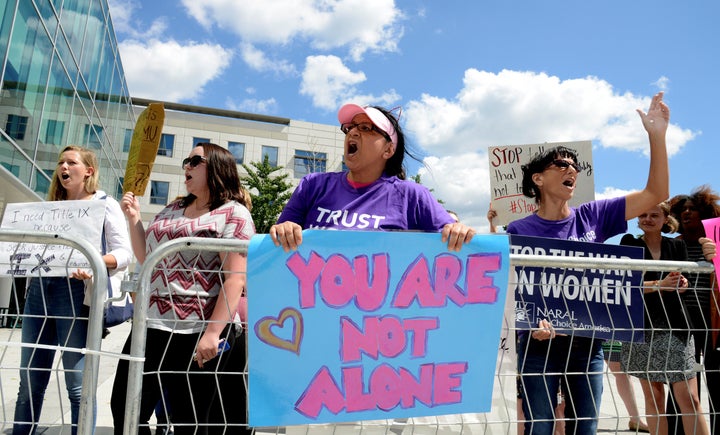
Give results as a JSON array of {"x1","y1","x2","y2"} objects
[{"x1": 111, "y1": 327, "x2": 248, "y2": 435}]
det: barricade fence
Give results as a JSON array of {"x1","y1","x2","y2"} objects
[
  {"x1": 0, "y1": 229, "x2": 108, "y2": 435},
  {"x1": 0, "y1": 232, "x2": 717, "y2": 434}
]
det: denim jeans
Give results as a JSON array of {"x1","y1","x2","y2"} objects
[
  {"x1": 13, "y1": 277, "x2": 90, "y2": 435},
  {"x1": 518, "y1": 334, "x2": 604, "y2": 435}
]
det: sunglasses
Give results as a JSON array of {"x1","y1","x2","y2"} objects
[
  {"x1": 548, "y1": 159, "x2": 581, "y2": 172},
  {"x1": 182, "y1": 155, "x2": 207, "y2": 169},
  {"x1": 340, "y1": 122, "x2": 390, "y2": 141}
]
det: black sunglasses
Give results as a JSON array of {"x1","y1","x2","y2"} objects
[
  {"x1": 548, "y1": 159, "x2": 581, "y2": 172},
  {"x1": 182, "y1": 155, "x2": 207, "y2": 169}
]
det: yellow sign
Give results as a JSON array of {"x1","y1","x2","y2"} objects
[{"x1": 123, "y1": 103, "x2": 165, "y2": 195}]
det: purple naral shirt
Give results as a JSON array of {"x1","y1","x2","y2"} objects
[
  {"x1": 506, "y1": 196, "x2": 627, "y2": 243},
  {"x1": 278, "y1": 172, "x2": 453, "y2": 231}
]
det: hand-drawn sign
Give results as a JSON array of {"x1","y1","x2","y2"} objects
[
  {"x1": 488, "y1": 141, "x2": 594, "y2": 227},
  {"x1": 0, "y1": 201, "x2": 104, "y2": 276},
  {"x1": 123, "y1": 102, "x2": 165, "y2": 196},
  {"x1": 247, "y1": 231, "x2": 511, "y2": 427}
]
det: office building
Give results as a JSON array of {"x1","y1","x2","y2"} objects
[{"x1": 0, "y1": 1, "x2": 345, "y2": 224}]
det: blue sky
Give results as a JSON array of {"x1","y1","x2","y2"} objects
[{"x1": 107, "y1": 0, "x2": 719, "y2": 233}]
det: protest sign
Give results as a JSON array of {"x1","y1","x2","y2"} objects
[
  {"x1": 510, "y1": 235, "x2": 644, "y2": 341},
  {"x1": 123, "y1": 102, "x2": 165, "y2": 196},
  {"x1": 0, "y1": 201, "x2": 104, "y2": 276},
  {"x1": 488, "y1": 141, "x2": 594, "y2": 227},
  {"x1": 702, "y1": 217, "x2": 720, "y2": 274},
  {"x1": 247, "y1": 231, "x2": 511, "y2": 427}
]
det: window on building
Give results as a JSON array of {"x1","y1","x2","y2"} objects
[
  {"x1": 45, "y1": 120, "x2": 65, "y2": 145},
  {"x1": 157, "y1": 134, "x2": 175, "y2": 157},
  {"x1": 228, "y1": 141, "x2": 245, "y2": 164},
  {"x1": 261, "y1": 145, "x2": 279, "y2": 167},
  {"x1": 150, "y1": 180, "x2": 170, "y2": 205},
  {"x1": 83, "y1": 124, "x2": 104, "y2": 149},
  {"x1": 1, "y1": 162, "x2": 20, "y2": 176},
  {"x1": 294, "y1": 150, "x2": 327, "y2": 178},
  {"x1": 116, "y1": 177, "x2": 125, "y2": 198},
  {"x1": 193, "y1": 137, "x2": 210, "y2": 146},
  {"x1": 6, "y1": 114, "x2": 29, "y2": 140},
  {"x1": 35, "y1": 168, "x2": 52, "y2": 195},
  {"x1": 122, "y1": 129, "x2": 133, "y2": 152}
]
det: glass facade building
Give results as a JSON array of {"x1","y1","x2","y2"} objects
[{"x1": 0, "y1": 0, "x2": 134, "y2": 217}]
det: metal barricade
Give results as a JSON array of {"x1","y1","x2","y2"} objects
[
  {"x1": 0, "y1": 229, "x2": 108, "y2": 435},
  {"x1": 122, "y1": 238, "x2": 718, "y2": 434}
]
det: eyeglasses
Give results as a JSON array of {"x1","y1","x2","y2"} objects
[
  {"x1": 340, "y1": 122, "x2": 390, "y2": 140},
  {"x1": 182, "y1": 155, "x2": 207, "y2": 169},
  {"x1": 548, "y1": 159, "x2": 581, "y2": 172}
]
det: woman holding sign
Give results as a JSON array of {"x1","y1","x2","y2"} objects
[
  {"x1": 506, "y1": 92, "x2": 671, "y2": 435},
  {"x1": 112, "y1": 142, "x2": 254, "y2": 435},
  {"x1": 13, "y1": 146, "x2": 132, "y2": 435},
  {"x1": 620, "y1": 202, "x2": 710, "y2": 435},
  {"x1": 270, "y1": 104, "x2": 474, "y2": 249}
]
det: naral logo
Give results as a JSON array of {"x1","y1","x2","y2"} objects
[{"x1": 515, "y1": 301, "x2": 535, "y2": 324}]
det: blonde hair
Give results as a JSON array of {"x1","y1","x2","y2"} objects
[
  {"x1": 47, "y1": 145, "x2": 99, "y2": 201},
  {"x1": 659, "y1": 201, "x2": 679, "y2": 234}
]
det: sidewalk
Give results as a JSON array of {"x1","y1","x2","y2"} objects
[
  {"x1": 0, "y1": 320, "x2": 131, "y2": 434},
  {"x1": 0, "y1": 320, "x2": 704, "y2": 434}
]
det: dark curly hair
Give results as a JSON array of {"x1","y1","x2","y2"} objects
[
  {"x1": 668, "y1": 185, "x2": 720, "y2": 234},
  {"x1": 520, "y1": 146, "x2": 579, "y2": 203}
]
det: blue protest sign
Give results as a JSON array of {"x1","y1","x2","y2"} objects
[
  {"x1": 510, "y1": 235, "x2": 644, "y2": 341},
  {"x1": 247, "y1": 231, "x2": 511, "y2": 427}
]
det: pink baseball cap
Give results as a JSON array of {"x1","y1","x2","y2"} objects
[{"x1": 338, "y1": 104, "x2": 398, "y2": 145}]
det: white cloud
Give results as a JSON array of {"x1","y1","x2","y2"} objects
[
  {"x1": 119, "y1": 39, "x2": 232, "y2": 102},
  {"x1": 653, "y1": 76, "x2": 670, "y2": 91},
  {"x1": 300, "y1": 56, "x2": 366, "y2": 110},
  {"x1": 225, "y1": 97, "x2": 278, "y2": 114},
  {"x1": 181, "y1": 0, "x2": 403, "y2": 60},
  {"x1": 405, "y1": 69, "x2": 696, "y2": 157},
  {"x1": 403, "y1": 69, "x2": 699, "y2": 232},
  {"x1": 595, "y1": 186, "x2": 635, "y2": 200},
  {"x1": 300, "y1": 55, "x2": 400, "y2": 111},
  {"x1": 107, "y1": 0, "x2": 167, "y2": 39},
  {"x1": 418, "y1": 153, "x2": 493, "y2": 232},
  {"x1": 240, "y1": 43, "x2": 297, "y2": 76}
]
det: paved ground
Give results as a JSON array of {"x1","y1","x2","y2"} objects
[{"x1": 0, "y1": 321, "x2": 710, "y2": 434}]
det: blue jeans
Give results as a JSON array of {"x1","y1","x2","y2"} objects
[
  {"x1": 518, "y1": 334, "x2": 604, "y2": 435},
  {"x1": 13, "y1": 277, "x2": 90, "y2": 435}
]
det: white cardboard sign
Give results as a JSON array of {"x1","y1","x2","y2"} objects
[{"x1": 0, "y1": 200, "x2": 105, "y2": 276}]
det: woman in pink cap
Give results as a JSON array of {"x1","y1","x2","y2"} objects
[{"x1": 270, "y1": 104, "x2": 474, "y2": 249}]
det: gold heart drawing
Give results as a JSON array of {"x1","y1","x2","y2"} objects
[{"x1": 255, "y1": 307, "x2": 304, "y2": 355}]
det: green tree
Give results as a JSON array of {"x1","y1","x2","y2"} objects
[{"x1": 242, "y1": 156, "x2": 294, "y2": 233}]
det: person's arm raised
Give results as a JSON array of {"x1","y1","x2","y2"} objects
[{"x1": 625, "y1": 91, "x2": 670, "y2": 220}]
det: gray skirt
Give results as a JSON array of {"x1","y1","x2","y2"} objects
[{"x1": 621, "y1": 331, "x2": 696, "y2": 384}]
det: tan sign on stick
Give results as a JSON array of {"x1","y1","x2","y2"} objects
[{"x1": 123, "y1": 103, "x2": 165, "y2": 195}]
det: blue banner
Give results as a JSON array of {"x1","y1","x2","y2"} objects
[
  {"x1": 247, "y1": 231, "x2": 511, "y2": 427},
  {"x1": 510, "y1": 235, "x2": 644, "y2": 341}
]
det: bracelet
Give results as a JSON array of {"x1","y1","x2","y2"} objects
[{"x1": 652, "y1": 280, "x2": 661, "y2": 291}]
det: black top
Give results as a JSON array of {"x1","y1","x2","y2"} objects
[{"x1": 620, "y1": 234, "x2": 689, "y2": 333}]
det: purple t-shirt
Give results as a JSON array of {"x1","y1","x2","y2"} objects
[
  {"x1": 506, "y1": 196, "x2": 627, "y2": 243},
  {"x1": 277, "y1": 172, "x2": 453, "y2": 231}
]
